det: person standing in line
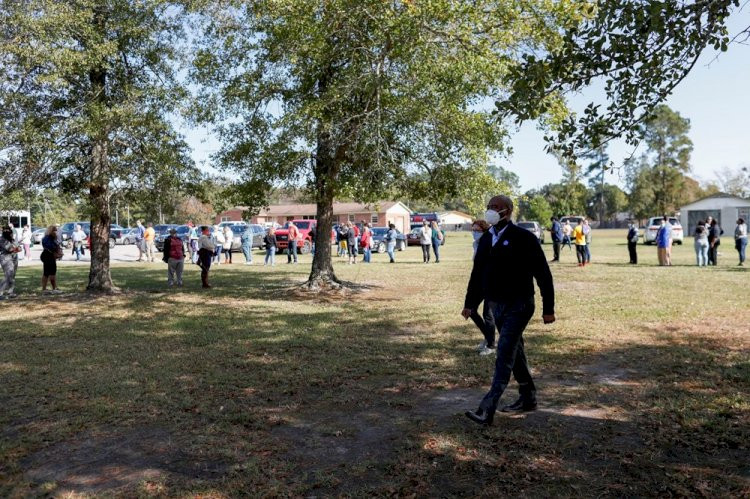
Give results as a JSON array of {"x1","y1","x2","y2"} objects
[
  {"x1": 351, "y1": 222, "x2": 360, "y2": 256},
  {"x1": 431, "y1": 221, "x2": 443, "y2": 263},
  {"x1": 223, "y1": 225, "x2": 234, "y2": 264},
  {"x1": 337, "y1": 223, "x2": 348, "y2": 258},
  {"x1": 188, "y1": 223, "x2": 199, "y2": 264},
  {"x1": 40, "y1": 225, "x2": 62, "y2": 294},
  {"x1": 627, "y1": 221, "x2": 639, "y2": 264},
  {"x1": 309, "y1": 225, "x2": 317, "y2": 255},
  {"x1": 241, "y1": 225, "x2": 253, "y2": 265},
  {"x1": 419, "y1": 221, "x2": 432, "y2": 263},
  {"x1": 162, "y1": 227, "x2": 185, "y2": 287},
  {"x1": 573, "y1": 219, "x2": 587, "y2": 266},
  {"x1": 582, "y1": 219, "x2": 592, "y2": 264},
  {"x1": 135, "y1": 220, "x2": 146, "y2": 261},
  {"x1": 549, "y1": 217, "x2": 562, "y2": 262},
  {"x1": 386, "y1": 223, "x2": 397, "y2": 263},
  {"x1": 561, "y1": 221, "x2": 573, "y2": 251},
  {"x1": 734, "y1": 217, "x2": 747, "y2": 266},
  {"x1": 0, "y1": 226, "x2": 23, "y2": 300},
  {"x1": 694, "y1": 220, "x2": 709, "y2": 266},
  {"x1": 197, "y1": 226, "x2": 215, "y2": 288},
  {"x1": 71, "y1": 224, "x2": 86, "y2": 261},
  {"x1": 346, "y1": 221, "x2": 358, "y2": 264},
  {"x1": 143, "y1": 222, "x2": 156, "y2": 262},
  {"x1": 21, "y1": 225, "x2": 32, "y2": 261},
  {"x1": 360, "y1": 223, "x2": 372, "y2": 263},
  {"x1": 264, "y1": 227, "x2": 277, "y2": 266},
  {"x1": 656, "y1": 217, "x2": 672, "y2": 266},
  {"x1": 462, "y1": 195, "x2": 555, "y2": 425},
  {"x1": 708, "y1": 218, "x2": 722, "y2": 266},
  {"x1": 211, "y1": 224, "x2": 224, "y2": 265},
  {"x1": 287, "y1": 221, "x2": 299, "y2": 264}
]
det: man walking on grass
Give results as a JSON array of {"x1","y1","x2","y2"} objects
[
  {"x1": 550, "y1": 216, "x2": 562, "y2": 262},
  {"x1": 656, "y1": 216, "x2": 672, "y2": 266},
  {"x1": 462, "y1": 195, "x2": 555, "y2": 426}
]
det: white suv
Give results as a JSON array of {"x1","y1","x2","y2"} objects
[{"x1": 643, "y1": 216, "x2": 683, "y2": 245}]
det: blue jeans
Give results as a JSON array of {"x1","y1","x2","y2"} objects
[
  {"x1": 584, "y1": 244, "x2": 591, "y2": 263},
  {"x1": 265, "y1": 246, "x2": 276, "y2": 265},
  {"x1": 432, "y1": 238, "x2": 441, "y2": 262},
  {"x1": 213, "y1": 244, "x2": 223, "y2": 263},
  {"x1": 73, "y1": 242, "x2": 83, "y2": 261},
  {"x1": 363, "y1": 247, "x2": 371, "y2": 263},
  {"x1": 737, "y1": 237, "x2": 747, "y2": 264},
  {"x1": 287, "y1": 240, "x2": 298, "y2": 262},
  {"x1": 386, "y1": 242, "x2": 396, "y2": 262},
  {"x1": 695, "y1": 241, "x2": 708, "y2": 266},
  {"x1": 479, "y1": 298, "x2": 536, "y2": 414},
  {"x1": 242, "y1": 243, "x2": 252, "y2": 263}
]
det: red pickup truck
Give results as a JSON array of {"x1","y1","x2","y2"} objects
[{"x1": 274, "y1": 220, "x2": 317, "y2": 254}]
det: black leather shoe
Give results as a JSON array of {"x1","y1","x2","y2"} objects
[
  {"x1": 464, "y1": 408, "x2": 494, "y2": 426},
  {"x1": 500, "y1": 398, "x2": 537, "y2": 412}
]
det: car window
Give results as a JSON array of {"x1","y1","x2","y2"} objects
[
  {"x1": 295, "y1": 222, "x2": 311, "y2": 230},
  {"x1": 518, "y1": 222, "x2": 535, "y2": 229},
  {"x1": 372, "y1": 228, "x2": 387, "y2": 235}
]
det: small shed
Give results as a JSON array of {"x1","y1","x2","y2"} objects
[{"x1": 679, "y1": 194, "x2": 750, "y2": 232}]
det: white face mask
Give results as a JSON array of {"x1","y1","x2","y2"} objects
[
  {"x1": 472, "y1": 231, "x2": 483, "y2": 241},
  {"x1": 484, "y1": 208, "x2": 508, "y2": 226}
]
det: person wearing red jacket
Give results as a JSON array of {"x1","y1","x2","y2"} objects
[{"x1": 360, "y1": 222, "x2": 372, "y2": 263}]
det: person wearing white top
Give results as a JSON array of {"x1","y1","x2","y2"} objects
[
  {"x1": 419, "y1": 221, "x2": 432, "y2": 263},
  {"x1": 21, "y1": 225, "x2": 32, "y2": 260},
  {"x1": 71, "y1": 225, "x2": 86, "y2": 261},
  {"x1": 735, "y1": 217, "x2": 748, "y2": 266},
  {"x1": 223, "y1": 226, "x2": 234, "y2": 264},
  {"x1": 212, "y1": 225, "x2": 225, "y2": 264}
]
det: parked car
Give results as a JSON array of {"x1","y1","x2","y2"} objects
[
  {"x1": 365, "y1": 227, "x2": 407, "y2": 254},
  {"x1": 155, "y1": 225, "x2": 191, "y2": 252},
  {"x1": 110, "y1": 224, "x2": 128, "y2": 244},
  {"x1": 218, "y1": 220, "x2": 247, "y2": 229},
  {"x1": 518, "y1": 221, "x2": 545, "y2": 244},
  {"x1": 643, "y1": 216, "x2": 683, "y2": 245},
  {"x1": 275, "y1": 220, "x2": 317, "y2": 254},
  {"x1": 32, "y1": 228, "x2": 46, "y2": 244},
  {"x1": 60, "y1": 221, "x2": 90, "y2": 245},
  {"x1": 121, "y1": 227, "x2": 140, "y2": 245},
  {"x1": 560, "y1": 215, "x2": 586, "y2": 228},
  {"x1": 405, "y1": 226, "x2": 446, "y2": 246}
]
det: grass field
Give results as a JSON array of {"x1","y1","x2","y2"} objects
[{"x1": 1, "y1": 229, "x2": 748, "y2": 497}]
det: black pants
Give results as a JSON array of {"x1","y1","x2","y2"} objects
[
  {"x1": 708, "y1": 242, "x2": 719, "y2": 265},
  {"x1": 479, "y1": 298, "x2": 536, "y2": 414},
  {"x1": 552, "y1": 241, "x2": 560, "y2": 260},
  {"x1": 470, "y1": 300, "x2": 496, "y2": 348},
  {"x1": 421, "y1": 244, "x2": 431, "y2": 262},
  {"x1": 628, "y1": 241, "x2": 638, "y2": 264}
]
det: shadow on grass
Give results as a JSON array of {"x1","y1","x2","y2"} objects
[{"x1": 1, "y1": 266, "x2": 748, "y2": 496}]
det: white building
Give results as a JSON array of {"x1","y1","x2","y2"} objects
[
  {"x1": 0, "y1": 210, "x2": 31, "y2": 229},
  {"x1": 679, "y1": 194, "x2": 750, "y2": 232},
  {"x1": 438, "y1": 211, "x2": 474, "y2": 231}
]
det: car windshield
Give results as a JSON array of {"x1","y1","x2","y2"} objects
[
  {"x1": 291, "y1": 221, "x2": 311, "y2": 230},
  {"x1": 371, "y1": 228, "x2": 388, "y2": 235},
  {"x1": 61, "y1": 223, "x2": 76, "y2": 231},
  {"x1": 518, "y1": 222, "x2": 535, "y2": 229}
]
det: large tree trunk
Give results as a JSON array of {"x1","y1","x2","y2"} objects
[
  {"x1": 87, "y1": 139, "x2": 118, "y2": 293},
  {"x1": 306, "y1": 135, "x2": 341, "y2": 289}
]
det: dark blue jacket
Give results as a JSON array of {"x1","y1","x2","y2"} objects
[
  {"x1": 465, "y1": 222, "x2": 555, "y2": 315},
  {"x1": 550, "y1": 220, "x2": 563, "y2": 242}
]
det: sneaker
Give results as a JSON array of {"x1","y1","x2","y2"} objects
[
  {"x1": 475, "y1": 340, "x2": 487, "y2": 352},
  {"x1": 245, "y1": 262, "x2": 253, "y2": 265},
  {"x1": 43, "y1": 289, "x2": 52, "y2": 295},
  {"x1": 51, "y1": 289, "x2": 63, "y2": 294},
  {"x1": 479, "y1": 346, "x2": 496, "y2": 356}
]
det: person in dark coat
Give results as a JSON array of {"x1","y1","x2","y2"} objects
[
  {"x1": 549, "y1": 217, "x2": 562, "y2": 262},
  {"x1": 462, "y1": 195, "x2": 555, "y2": 426},
  {"x1": 626, "y1": 221, "x2": 639, "y2": 264},
  {"x1": 708, "y1": 219, "x2": 723, "y2": 266}
]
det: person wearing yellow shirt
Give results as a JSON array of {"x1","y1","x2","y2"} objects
[
  {"x1": 143, "y1": 223, "x2": 156, "y2": 262},
  {"x1": 573, "y1": 220, "x2": 587, "y2": 266}
]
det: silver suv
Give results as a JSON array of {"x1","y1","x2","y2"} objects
[
  {"x1": 518, "y1": 221, "x2": 545, "y2": 243},
  {"x1": 643, "y1": 217, "x2": 683, "y2": 245}
]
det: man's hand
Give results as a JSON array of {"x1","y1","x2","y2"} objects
[
  {"x1": 461, "y1": 308, "x2": 473, "y2": 320},
  {"x1": 542, "y1": 314, "x2": 556, "y2": 324}
]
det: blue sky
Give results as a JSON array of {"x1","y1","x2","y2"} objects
[{"x1": 184, "y1": 11, "x2": 750, "y2": 193}]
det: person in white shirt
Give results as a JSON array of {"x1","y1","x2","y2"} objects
[
  {"x1": 213, "y1": 225, "x2": 225, "y2": 265},
  {"x1": 223, "y1": 225, "x2": 234, "y2": 264},
  {"x1": 21, "y1": 225, "x2": 32, "y2": 260},
  {"x1": 419, "y1": 221, "x2": 432, "y2": 263},
  {"x1": 198, "y1": 226, "x2": 216, "y2": 288},
  {"x1": 71, "y1": 224, "x2": 86, "y2": 261}
]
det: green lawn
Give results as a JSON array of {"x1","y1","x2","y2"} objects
[{"x1": 1, "y1": 230, "x2": 748, "y2": 496}]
